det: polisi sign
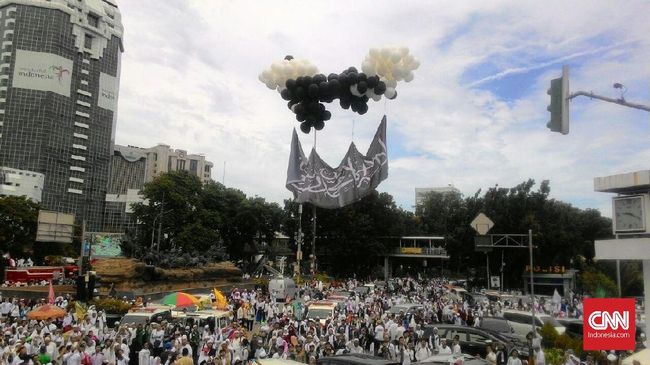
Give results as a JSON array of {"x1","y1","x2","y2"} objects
[
  {"x1": 583, "y1": 298, "x2": 635, "y2": 350},
  {"x1": 587, "y1": 310, "x2": 629, "y2": 330}
]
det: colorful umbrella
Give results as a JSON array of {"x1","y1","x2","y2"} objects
[
  {"x1": 27, "y1": 304, "x2": 66, "y2": 320},
  {"x1": 161, "y1": 292, "x2": 200, "y2": 307}
]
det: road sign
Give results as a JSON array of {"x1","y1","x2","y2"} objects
[
  {"x1": 474, "y1": 236, "x2": 493, "y2": 252},
  {"x1": 491, "y1": 276, "x2": 500, "y2": 288},
  {"x1": 470, "y1": 213, "x2": 494, "y2": 235}
]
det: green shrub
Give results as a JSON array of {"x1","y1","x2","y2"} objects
[
  {"x1": 540, "y1": 322, "x2": 559, "y2": 348},
  {"x1": 544, "y1": 348, "x2": 564, "y2": 365}
]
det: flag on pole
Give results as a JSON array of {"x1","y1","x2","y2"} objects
[
  {"x1": 48, "y1": 280, "x2": 55, "y2": 304},
  {"x1": 213, "y1": 288, "x2": 228, "y2": 310},
  {"x1": 74, "y1": 301, "x2": 87, "y2": 321}
]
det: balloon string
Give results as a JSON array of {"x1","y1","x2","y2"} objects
[
  {"x1": 351, "y1": 118, "x2": 355, "y2": 143},
  {"x1": 313, "y1": 130, "x2": 317, "y2": 150}
]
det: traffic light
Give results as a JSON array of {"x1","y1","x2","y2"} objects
[{"x1": 547, "y1": 65, "x2": 570, "y2": 134}]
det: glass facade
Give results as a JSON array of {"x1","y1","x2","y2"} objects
[{"x1": 0, "y1": 2, "x2": 123, "y2": 231}]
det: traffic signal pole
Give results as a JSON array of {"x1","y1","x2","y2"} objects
[
  {"x1": 567, "y1": 90, "x2": 650, "y2": 112},
  {"x1": 547, "y1": 65, "x2": 650, "y2": 135}
]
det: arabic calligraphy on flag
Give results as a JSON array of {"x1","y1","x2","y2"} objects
[{"x1": 286, "y1": 116, "x2": 388, "y2": 209}]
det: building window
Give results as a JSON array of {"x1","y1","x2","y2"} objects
[
  {"x1": 177, "y1": 160, "x2": 186, "y2": 170},
  {"x1": 87, "y1": 13, "x2": 99, "y2": 28},
  {"x1": 189, "y1": 159, "x2": 198, "y2": 174},
  {"x1": 0, "y1": 79, "x2": 7, "y2": 86},
  {"x1": 84, "y1": 34, "x2": 93, "y2": 49}
]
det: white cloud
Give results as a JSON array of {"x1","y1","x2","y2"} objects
[{"x1": 114, "y1": 0, "x2": 650, "y2": 216}]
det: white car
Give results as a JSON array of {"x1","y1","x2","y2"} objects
[{"x1": 502, "y1": 309, "x2": 566, "y2": 336}]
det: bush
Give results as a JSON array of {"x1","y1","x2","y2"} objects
[
  {"x1": 90, "y1": 298, "x2": 132, "y2": 315},
  {"x1": 540, "y1": 322, "x2": 559, "y2": 348},
  {"x1": 544, "y1": 348, "x2": 564, "y2": 365}
]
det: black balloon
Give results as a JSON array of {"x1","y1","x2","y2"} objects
[
  {"x1": 281, "y1": 88, "x2": 292, "y2": 101},
  {"x1": 318, "y1": 81, "x2": 329, "y2": 95},
  {"x1": 295, "y1": 86, "x2": 305, "y2": 99},
  {"x1": 367, "y1": 75, "x2": 379, "y2": 88},
  {"x1": 308, "y1": 101, "x2": 320, "y2": 113},
  {"x1": 296, "y1": 76, "x2": 304, "y2": 86},
  {"x1": 374, "y1": 81, "x2": 386, "y2": 95},
  {"x1": 327, "y1": 73, "x2": 338, "y2": 81},
  {"x1": 358, "y1": 102, "x2": 368, "y2": 114},
  {"x1": 357, "y1": 81, "x2": 368, "y2": 94},
  {"x1": 303, "y1": 75, "x2": 312, "y2": 86},
  {"x1": 347, "y1": 66, "x2": 358, "y2": 73},
  {"x1": 314, "y1": 120, "x2": 325, "y2": 130},
  {"x1": 313, "y1": 74, "x2": 326, "y2": 84},
  {"x1": 306, "y1": 113, "x2": 317, "y2": 124},
  {"x1": 358, "y1": 73, "x2": 367, "y2": 82},
  {"x1": 323, "y1": 110, "x2": 331, "y2": 120},
  {"x1": 286, "y1": 79, "x2": 296, "y2": 89},
  {"x1": 300, "y1": 122, "x2": 311, "y2": 134},
  {"x1": 294, "y1": 102, "x2": 306, "y2": 115},
  {"x1": 296, "y1": 113, "x2": 306, "y2": 122},
  {"x1": 308, "y1": 83, "x2": 319, "y2": 98},
  {"x1": 347, "y1": 72, "x2": 358, "y2": 84},
  {"x1": 338, "y1": 74, "x2": 349, "y2": 86},
  {"x1": 340, "y1": 99, "x2": 350, "y2": 109},
  {"x1": 328, "y1": 79, "x2": 340, "y2": 94}
]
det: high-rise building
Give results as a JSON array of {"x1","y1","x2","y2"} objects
[
  {"x1": 0, "y1": 0, "x2": 123, "y2": 231},
  {"x1": 103, "y1": 143, "x2": 214, "y2": 233}
]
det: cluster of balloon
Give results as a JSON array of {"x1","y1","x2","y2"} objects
[{"x1": 259, "y1": 47, "x2": 419, "y2": 134}]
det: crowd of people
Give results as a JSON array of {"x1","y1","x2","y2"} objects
[{"x1": 0, "y1": 277, "x2": 645, "y2": 365}]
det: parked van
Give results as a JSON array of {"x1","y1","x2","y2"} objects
[
  {"x1": 268, "y1": 277, "x2": 298, "y2": 302},
  {"x1": 502, "y1": 309, "x2": 566, "y2": 336},
  {"x1": 306, "y1": 301, "x2": 338, "y2": 325},
  {"x1": 172, "y1": 309, "x2": 232, "y2": 329},
  {"x1": 121, "y1": 306, "x2": 172, "y2": 326}
]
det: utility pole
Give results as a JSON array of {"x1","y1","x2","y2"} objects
[
  {"x1": 529, "y1": 229, "x2": 536, "y2": 337},
  {"x1": 156, "y1": 192, "x2": 164, "y2": 251},
  {"x1": 311, "y1": 206, "x2": 317, "y2": 275},
  {"x1": 501, "y1": 249, "x2": 505, "y2": 292},
  {"x1": 296, "y1": 204, "x2": 303, "y2": 276}
]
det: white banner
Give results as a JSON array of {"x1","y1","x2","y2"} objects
[
  {"x1": 12, "y1": 50, "x2": 73, "y2": 97},
  {"x1": 98, "y1": 72, "x2": 118, "y2": 111}
]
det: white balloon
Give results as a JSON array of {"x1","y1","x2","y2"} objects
[
  {"x1": 386, "y1": 79, "x2": 397, "y2": 88},
  {"x1": 371, "y1": 93, "x2": 382, "y2": 102},
  {"x1": 404, "y1": 71, "x2": 414, "y2": 82},
  {"x1": 361, "y1": 60, "x2": 375, "y2": 75},
  {"x1": 349, "y1": 84, "x2": 362, "y2": 97},
  {"x1": 385, "y1": 87, "x2": 396, "y2": 99},
  {"x1": 380, "y1": 48, "x2": 391, "y2": 58},
  {"x1": 398, "y1": 46, "x2": 409, "y2": 56},
  {"x1": 365, "y1": 89, "x2": 374, "y2": 98},
  {"x1": 265, "y1": 81, "x2": 276, "y2": 90},
  {"x1": 369, "y1": 48, "x2": 380, "y2": 58},
  {"x1": 411, "y1": 58, "x2": 421, "y2": 70},
  {"x1": 258, "y1": 73, "x2": 266, "y2": 83}
]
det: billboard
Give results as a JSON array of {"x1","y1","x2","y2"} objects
[
  {"x1": 98, "y1": 72, "x2": 118, "y2": 111},
  {"x1": 85, "y1": 232, "x2": 123, "y2": 257},
  {"x1": 12, "y1": 50, "x2": 73, "y2": 97},
  {"x1": 36, "y1": 211, "x2": 75, "y2": 243}
]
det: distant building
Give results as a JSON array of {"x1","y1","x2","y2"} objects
[
  {"x1": 415, "y1": 186, "x2": 460, "y2": 206},
  {"x1": 103, "y1": 143, "x2": 214, "y2": 233},
  {"x1": 0, "y1": 166, "x2": 44, "y2": 202}
]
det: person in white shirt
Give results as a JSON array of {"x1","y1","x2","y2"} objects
[
  {"x1": 534, "y1": 345, "x2": 546, "y2": 365},
  {"x1": 414, "y1": 339, "x2": 430, "y2": 362},
  {"x1": 438, "y1": 339, "x2": 452, "y2": 355},
  {"x1": 139, "y1": 342, "x2": 151, "y2": 365},
  {"x1": 507, "y1": 349, "x2": 523, "y2": 365},
  {"x1": 452, "y1": 335, "x2": 461, "y2": 355},
  {"x1": 91, "y1": 345, "x2": 105, "y2": 365}
]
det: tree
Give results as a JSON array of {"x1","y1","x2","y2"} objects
[
  {"x1": 416, "y1": 179, "x2": 613, "y2": 288},
  {"x1": 0, "y1": 196, "x2": 39, "y2": 255}
]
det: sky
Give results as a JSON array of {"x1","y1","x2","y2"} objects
[{"x1": 114, "y1": 0, "x2": 650, "y2": 217}]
